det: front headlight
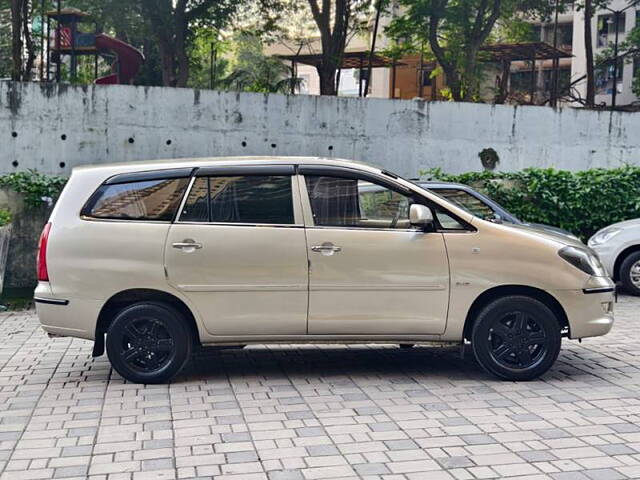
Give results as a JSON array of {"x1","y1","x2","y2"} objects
[
  {"x1": 588, "y1": 227, "x2": 621, "y2": 247},
  {"x1": 558, "y1": 246, "x2": 608, "y2": 276}
]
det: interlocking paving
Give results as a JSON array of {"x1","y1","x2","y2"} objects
[{"x1": 0, "y1": 296, "x2": 638, "y2": 480}]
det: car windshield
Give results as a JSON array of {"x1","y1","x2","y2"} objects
[
  {"x1": 430, "y1": 188, "x2": 496, "y2": 219},
  {"x1": 412, "y1": 182, "x2": 519, "y2": 223}
]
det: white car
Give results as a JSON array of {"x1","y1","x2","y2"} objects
[{"x1": 589, "y1": 219, "x2": 640, "y2": 295}]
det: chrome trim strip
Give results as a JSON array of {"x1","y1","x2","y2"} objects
[
  {"x1": 34, "y1": 297, "x2": 70, "y2": 305},
  {"x1": 310, "y1": 285, "x2": 447, "y2": 291},
  {"x1": 178, "y1": 284, "x2": 307, "y2": 292},
  {"x1": 583, "y1": 287, "x2": 615, "y2": 294},
  {"x1": 174, "y1": 175, "x2": 197, "y2": 223}
]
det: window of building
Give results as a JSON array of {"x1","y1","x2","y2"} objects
[
  {"x1": 82, "y1": 177, "x2": 190, "y2": 221},
  {"x1": 596, "y1": 58, "x2": 624, "y2": 95},
  {"x1": 597, "y1": 13, "x2": 625, "y2": 47},
  {"x1": 422, "y1": 69, "x2": 433, "y2": 87},
  {"x1": 180, "y1": 175, "x2": 295, "y2": 224}
]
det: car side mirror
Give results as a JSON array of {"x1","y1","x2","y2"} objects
[
  {"x1": 409, "y1": 204, "x2": 434, "y2": 230},
  {"x1": 489, "y1": 213, "x2": 503, "y2": 224}
]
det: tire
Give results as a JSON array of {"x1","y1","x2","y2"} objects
[
  {"x1": 619, "y1": 251, "x2": 640, "y2": 296},
  {"x1": 106, "y1": 302, "x2": 192, "y2": 384},
  {"x1": 471, "y1": 295, "x2": 562, "y2": 381}
]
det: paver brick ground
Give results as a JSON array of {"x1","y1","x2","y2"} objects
[{"x1": 0, "y1": 295, "x2": 639, "y2": 479}]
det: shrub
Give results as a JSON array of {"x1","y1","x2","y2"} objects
[
  {"x1": 0, "y1": 170, "x2": 67, "y2": 207},
  {"x1": 0, "y1": 209, "x2": 11, "y2": 227},
  {"x1": 420, "y1": 166, "x2": 640, "y2": 240}
]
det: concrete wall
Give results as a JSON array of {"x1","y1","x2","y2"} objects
[
  {"x1": 0, "y1": 188, "x2": 52, "y2": 290},
  {"x1": 2, "y1": 81, "x2": 640, "y2": 179}
]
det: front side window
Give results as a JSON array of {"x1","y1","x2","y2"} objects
[
  {"x1": 305, "y1": 175, "x2": 412, "y2": 229},
  {"x1": 435, "y1": 188, "x2": 495, "y2": 220},
  {"x1": 83, "y1": 178, "x2": 190, "y2": 221},
  {"x1": 180, "y1": 175, "x2": 294, "y2": 224}
]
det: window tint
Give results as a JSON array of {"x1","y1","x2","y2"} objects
[
  {"x1": 434, "y1": 208, "x2": 466, "y2": 230},
  {"x1": 180, "y1": 175, "x2": 294, "y2": 224},
  {"x1": 83, "y1": 178, "x2": 190, "y2": 221},
  {"x1": 435, "y1": 188, "x2": 494, "y2": 219},
  {"x1": 305, "y1": 175, "x2": 412, "y2": 229}
]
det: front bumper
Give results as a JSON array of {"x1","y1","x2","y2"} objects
[
  {"x1": 589, "y1": 243, "x2": 617, "y2": 277},
  {"x1": 551, "y1": 277, "x2": 615, "y2": 339}
]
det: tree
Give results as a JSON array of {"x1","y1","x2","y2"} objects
[
  {"x1": 583, "y1": 0, "x2": 596, "y2": 105},
  {"x1": 306, "y1": 0, "x2": 371, "y2": 95},
  {"x1": 223, "y1": 32, "x2": 298, "y2": 93},
  {"x1": 387, "y1": 0, "x2": 561, "y2": 101},
  {"x1": 6, "y1": 0, "x2": 37, "y2": 80},
  {"x1": 139, "y1": 0, "x2": 237, "y2": 87},
  {"x1": 0, "y1": 0, "x2": 12, "y2": 78}
]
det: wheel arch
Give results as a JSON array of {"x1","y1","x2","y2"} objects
[
  {"x1": 94, "y1": 288, "x2": 201, "y2": 356},
  {"x1": 613, "y1": 245, "x2": 640, "y2": 281},
  {"x1": 463, "y1": 285, "x2": 569, "y2": 341}
]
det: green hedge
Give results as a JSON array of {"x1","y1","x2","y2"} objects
[
  {"x1": 421, "y1": 166, "x2": 640, "y2": 240},
  {"x1": 0, "y1": 170, "x2": 67, "y2": 207}
]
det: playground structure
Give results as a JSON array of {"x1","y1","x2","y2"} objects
[{"x1": 46, "y1": 8, "x2": 144, "y2": 84}]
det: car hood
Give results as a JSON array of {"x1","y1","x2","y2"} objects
[
  {"x1": 523, "y1": 222, "x2": 580, "y2": 241},
  {"x1": 594, "y1": 217, "x2": 640, "y2": 231},
  {"x1": 503, "y1": 223, "x2": 585, "y2": 247}
]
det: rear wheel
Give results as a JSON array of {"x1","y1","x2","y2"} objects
[
  {"x1": 106, "y1": 302, "x2": 192, "y2": 384},
  {"x1": 619, "y1": 251, "x2": 640, "y2": 296},
  {"x1": 471, "y1": 296, "x2": 561, "y2": 381}
]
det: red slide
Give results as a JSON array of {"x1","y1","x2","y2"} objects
[{"x1": 94, "y1": 33, "x2": 144, "y2": 85}]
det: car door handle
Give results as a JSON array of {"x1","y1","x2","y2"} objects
[
  {"x1": 172, "y1": 239, "x2": 203, "y2": 252},
  {"x1": 311, "y1": 243, "x2": 342, "y2": 255}
]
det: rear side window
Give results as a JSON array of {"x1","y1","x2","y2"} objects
[
  {"x1": 82, "y1": 178, "x2": 190, "y2": 221},
  {"x1": 180, "y1": 175, "x2": 294, "y2": 224}
]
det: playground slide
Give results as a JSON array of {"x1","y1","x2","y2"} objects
[{"x1": 94, "y1": 34, "x2": 144, "y2": 85}]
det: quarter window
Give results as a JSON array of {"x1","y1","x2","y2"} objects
[
  {"x1": 305, "y1": 175, "x2": 412, "y2": 229},
  {"x1": 82, "y1": 178, "x2": 190, "y2": 221},
  {"x1": 180, "y1": 175, "x2": 295, "y2": 224}
]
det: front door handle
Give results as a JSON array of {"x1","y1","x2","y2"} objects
[
  {"x1": 311, "y1": 242, "x2": 342, "y2": 256},
  {"x1": 172, "y1": 239, "x2": 203, "y2": 252}
]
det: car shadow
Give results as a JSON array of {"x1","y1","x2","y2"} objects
[{"x1": 176, "y1": 344, "x2": 488, "y2": 382}]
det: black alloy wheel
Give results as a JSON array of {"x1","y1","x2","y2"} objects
[
  {"x1": 106, "y1": 302, "x2": 192, "y2": 384},
  {"x1": 472, "y1": 296, "x2": 561, "y2": 381}
]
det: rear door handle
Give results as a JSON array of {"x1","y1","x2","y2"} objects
[
  {"x1": 311, "y1": 242, "x2": 342, "y2": 255},
  {"x1": 172, "y1": 239, "x2": 202, "y2": 252}
]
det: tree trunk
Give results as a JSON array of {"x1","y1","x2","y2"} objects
[
  {"x1": 317, "y1": 64, "x2": 337, "y2": 95},
  {"x1": 174, "y1": 9, "x2": 189, "y2": 87},
  {"x1": 584, "y1": 0, "x2": 595, "y2": 106},
  {"x1": 158, "y1": 39, "x2": 176, "y2": 86},
  {"x1": 10, "y1": 0, "x2": 23, "y2": 81},
  {"x1": 22, "y1": 0, "x2": 35, "y2": 80}
]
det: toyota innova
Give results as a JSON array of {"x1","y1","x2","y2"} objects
[{"x1": 35, "y1": 157, "x2": 615, "y2": 383}]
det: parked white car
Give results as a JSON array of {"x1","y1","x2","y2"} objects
[{"x1": 589, "y1": 219, "x2": 640, "y2": 295}]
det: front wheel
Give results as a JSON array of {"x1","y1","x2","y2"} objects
[
  {"x1": 106, "y1": 302, "x2": 192, "y2": 384},
  {"x1": 619, "y1": 251, "x2": 640, "y2": 296},
  {"x1": 471, "y1": 296, "x2": 561, "y2": 381}
]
